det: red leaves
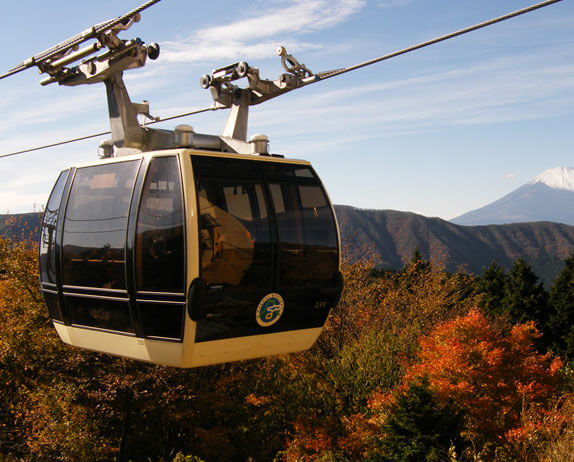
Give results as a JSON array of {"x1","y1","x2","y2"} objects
[{"x1": 401, "y1": 308, "x2": 564, "y2": 443}]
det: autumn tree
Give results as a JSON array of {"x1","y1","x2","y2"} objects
[
  {"x1": 0, "y1": 238, "x2": 276, "y2": 461},
  {"x1": 8, "y1": 235, "x2": 567, "y2": 461},
  {"x1": 376, "y1": 308, "x2": 564, "y2": 458},
  {"x1": 279, "y1": 256, "x2": 478, "y2": 461}
]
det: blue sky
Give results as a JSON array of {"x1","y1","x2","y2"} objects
[{"x1": 0, "y1": 0, "x2": 572, "y2": 219}]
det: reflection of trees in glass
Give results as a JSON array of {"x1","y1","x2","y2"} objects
[
  {"x1": 40, "y1": 170, "x2": 69, "y2": 284},
  {"x1": 62, "y1": 161, "x2": 139, "y2": 289},
  {"x1": 135, "y1": 156, "x2": 184, "y2": 293},
  {"x1": 199, "y1": 197, "x2": 255, "y2": 287}
]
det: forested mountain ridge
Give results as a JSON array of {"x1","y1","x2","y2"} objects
[{"x1": 335, "y1": 205, "x2": 574, "y2": 284}]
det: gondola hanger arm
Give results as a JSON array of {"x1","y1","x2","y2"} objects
[{"x1": 0, "y1": 0, "x2": 162, "y2": 81}]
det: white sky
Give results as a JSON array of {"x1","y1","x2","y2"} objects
[{"x1": 0, "y1": 0, "x2": 572, "y2": 219}]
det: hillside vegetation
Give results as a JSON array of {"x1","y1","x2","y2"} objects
[
  {"x1": 336, "y1": 205, "x2": 574, "y2": 285},
  {"x1": 2, "y1": 237, "x2": 574, "y2": 461}
]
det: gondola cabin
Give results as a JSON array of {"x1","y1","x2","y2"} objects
[{"x1": 40, "y1": 148, "x2": 342, "y2": 367}]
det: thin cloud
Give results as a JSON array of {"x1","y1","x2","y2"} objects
[
  {"x1": 161, "y1": 0, "x2": 365, "y2": 64},
  {"x1": 376, "y1": 0, "x2": 413, "y2": 8},
  {"x1": 504, "y1": 172, "x2": 519, "y2": 181},
  {"x1": 0, "y1": 90, "x2": 103, "y2": 136},
  {"x1": 197, "y1": 0, "x2": 363, "y2": 42},
  {"x1": 160, "y1": 40, "x2": 322, "y2": 64}
]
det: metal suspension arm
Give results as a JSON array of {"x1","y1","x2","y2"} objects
[
  {"x1": 201, "y1": 47, "x2": 318, "y2": 140},
  {"x1": 104, "y1": 73, "x2": 146, "y2": 149}
]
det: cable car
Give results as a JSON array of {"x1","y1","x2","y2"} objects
[{"x1": 39, "y1": 146, "x2": 342, "y2": 367}]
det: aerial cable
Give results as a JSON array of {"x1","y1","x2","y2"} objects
[
  {"x1": 0, "y1": 0, "x2": 563, "y2": 159},
  {"x1": 316, "y1": 0, "x2": 563, "y2": 81},
  {"x1": 0, "y1": 106, "x2": 218, "y2": 159}
]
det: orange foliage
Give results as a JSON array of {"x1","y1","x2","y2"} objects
[{"x1": 383, "y1": 308, "x2": 564, "y2": 444}]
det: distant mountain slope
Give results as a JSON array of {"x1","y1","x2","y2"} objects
[
  {"x1": 453, "y1": 167, "x2": 574, "y2": 226},
  {"x1": 335, "y1": 205, "x2": 574, "y2": 284},
  {"x1": 0, "y1": 213, "x2": 42, "y2": 242}
]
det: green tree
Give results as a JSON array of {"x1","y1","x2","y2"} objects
[
  {"x1": 370, "y1": 376, "x2": 464, "y2": 462},
  {"x1": 502, "y1": 258, "x2": 548, "y2": 329},
  {"x1": 547, "y1": 251, "x2": 574, "y2": 359},
  {"x1": 476, "y1": 261, "x2": 508, "y2": 317},
  {"x1": 408, "y1": 247, "x2": 431, "y2": 274}
]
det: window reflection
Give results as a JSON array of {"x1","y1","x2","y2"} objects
[
  {"x1": 135, "y1": 156, "x2": 185, "y2": 293},
  {"x1": 40, "y1": 170, "x2": 69, "y2": 286},
  {"x1": 62, "y1": 161, "x2": 139, "y2": 289},
  {"x1": 68, "y1": 297, "x2": 134, "y2": 333},
  {"x1": 198, "y1": 180, "x2": 271, "y2": 287},
  {"x1": 270, "y1": 183, "x2": 338, "y2": 285}
]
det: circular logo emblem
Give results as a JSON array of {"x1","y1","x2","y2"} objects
[{"x1": 256, "y1": 293, "x2": 285, "y2": 327}]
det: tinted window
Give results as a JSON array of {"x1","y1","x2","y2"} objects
[
  {"x1": 42, "y1": 292, "x2": 62, "y2": 323},
  {"x1": 135, "y1": 156, "x2": 185, "y2": 293},
  {"x1": 139, "y1": 302, "x2": 184, "y2": 339},
  {"x1": 40, "y1": 170, "x2": 69, "y2": 286},
  {"x1": 260, "y1": 164, "x2": 316, "y2": 180},
  {"x1": 67, "y1": 296, "x2": 134, "y2": 333},
  {"x1": 270, "y1": 182, "x2": 338, "y2": 285},
  {"x1": 198, "y1": 179, "x2": 272, "y2": 287},
  {"x1": 193, "y1": 156, "x2": 259, "y2": 180},
  {"x1": 62, "y1": 161, "x2": 139, "y2": 289}
]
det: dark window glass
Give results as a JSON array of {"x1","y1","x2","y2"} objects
[
  {"x1": 193, "y1": 157, "x2": 259, "y2": 179},
  {"x1": 260, "y1": 164, "x2": 316, "y2": 180},
  {"x1": 135, "y1": 156, "x2": 185, "y2": 293},
  {"x1": 198, "y1": 179, "x2": 272, "y2": 287},
  {"x1": 40, "y1": 170, "x2": 69, "y2": 286},
  {"x1": 67, "y1": 296, "x2": 134, "y2": 333},
  {"x1": 269, "y1": 182, "x2": 338, "y2": 285},
  {"x1": 139, "y1": 302, "x2": 184, "y2": 339},
  {"x1": 43, "y1": 292, "x2": 62, "y2": 321},
  {"x1": 62, "y1": 161, "x2": 139, "y2": 289}
]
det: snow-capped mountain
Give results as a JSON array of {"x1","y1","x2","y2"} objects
[
  {"x1": 533, "y1": 167, "x2": 574, "y2": 190},
  {"x1": 452, "y1": 167, "x2": 574, "y2": 226}
]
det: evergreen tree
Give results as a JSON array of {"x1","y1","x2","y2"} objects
[
  {"x1": 502, "y1": 258, "x2": 548, "y2": 328},
  {"x1": 476, "y1": 261, "x2": 508, "y2": 317},
  {"x1": 371, "y1": 377, "x2": 464, "y2": 462},
  {"x1": 547, "y1": 251, "x2": 574, "y2": 359},
  {"x1": 408, "y1": 247, "x2": 430, "y2": 272}
]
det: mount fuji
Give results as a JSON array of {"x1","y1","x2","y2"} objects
[{"x1": 452, "y1": 167, "x2": 574, "y2": 226}]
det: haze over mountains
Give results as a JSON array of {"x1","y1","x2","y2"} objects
[{"x1": 452, "y1": 167, "x2": 574, "y2": 226}]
